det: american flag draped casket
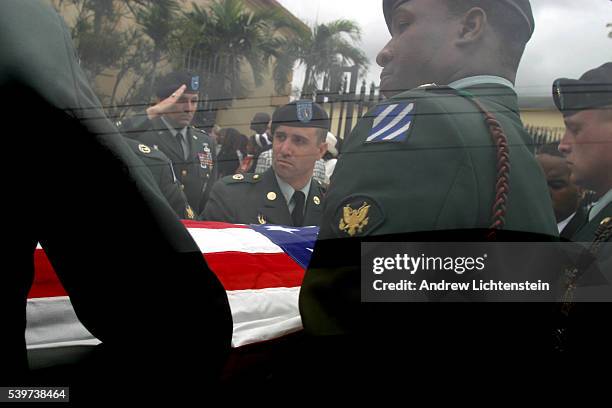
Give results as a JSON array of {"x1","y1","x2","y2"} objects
[{"x1": 27, "y1": 221, "x2": 317, "y2": 366}]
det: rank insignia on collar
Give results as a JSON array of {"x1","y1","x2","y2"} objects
[
  {"x1": 297, "y1": 100, "x2": 313, "y2": 123},
  {"x1": 258, "y1": 214, "x2": 267, "y2": 225},
  {"x1": 339, "y1": 202, "x2": 370, "y2": 237},
  {"x1": 365, "y1": 101, "x2": 415, "y2": 144},
  {"x1": 185, "y1": 206, "x2": 195, "y2": 220}
]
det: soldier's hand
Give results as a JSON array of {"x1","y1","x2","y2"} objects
[{"x1": 146, "y1": 85, "x2": 187, "y2": 120}]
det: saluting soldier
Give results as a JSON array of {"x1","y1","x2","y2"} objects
[
  {"x1": 120, "y1": 71, "x2": 217, "y2": 214},
  {"x1": 298, "y1": 0, "x2": 560, "y2": 360},
  {"x1": 202, "y1": 101, "x2": 329, "y2": 226},
  {"x1": 124, "y1": 139, "x2": 196, "y2": 220}
]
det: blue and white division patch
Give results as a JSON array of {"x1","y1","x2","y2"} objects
[{"x1": 365, "y1": 102, "x2": 415, "y2": 143}]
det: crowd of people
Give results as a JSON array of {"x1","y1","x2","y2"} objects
[{"x1": 1, "y1": 0, "x2": 611, "y2": 397}]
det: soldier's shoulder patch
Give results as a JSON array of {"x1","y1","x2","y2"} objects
[
  {"x1": 333, "y1": 195, "x2": 385, "y2": 238},
  {"x1": 365, "y1": 101, "x2": 415, "y2": 144}
]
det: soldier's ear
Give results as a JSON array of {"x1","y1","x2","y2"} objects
[
  {"x1": 318, "y1": 142, "x2": 329, "y2": 159},
  {"x1": 455, "y1": 7, "x2": 487, "y2": 47}
]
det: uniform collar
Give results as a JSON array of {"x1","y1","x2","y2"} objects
[
  {"x1": 557, "y1": 212, "x2": 577, "y2": 234},
  {"x1": 590, "y1": 189, "x2": 612, "y2": 221},
  {"x1": 448, "y1": 75, "x2": 516, "y2": 91},
  {"x1": 275, "y1": 172, "x2": 312, "y2": 207},
  {"x1": 161, "y1": 116, "x2": 187, "y2": 138}
]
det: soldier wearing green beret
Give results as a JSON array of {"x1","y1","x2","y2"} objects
[
  {"x1": 125, "y1": 139, "x2": 196, "y2": 220},
  {"x1": 202, "y1": 101, "x2": 328, "y2": 226},
  {"x1": 300, "y1": 0, "x2": 559, "y2": 341},
  {"x1": 120, "y1": 71, "x2": 218, "y2": 214}
]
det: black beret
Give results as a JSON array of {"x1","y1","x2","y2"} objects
[
  {"x1": 553, "y1": 63, "x2": 612, "y2": 117},
  {"x1": 154, "y1": 70, "x2": 200, "y2": 99},
  {"x1": 383, "y1": 0, "x2": 535, "y2": 39},
  {"x1": 250, "y1": 112, "x2": 271, "y2": 131},
  {"x1": 271, "y1": 100, "x2": 330, "y2": 134}
]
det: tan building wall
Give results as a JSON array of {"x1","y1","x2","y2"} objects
[{"x1": 521, "y1": 109, "x2": 565, "y2": 129}]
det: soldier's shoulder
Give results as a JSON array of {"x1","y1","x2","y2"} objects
[
  {"x1": 219, "y1": 173, "x2": 264, "y2": 186},
  {"x1": 362, "y1": 85, "x2": 475, "y2": 126},
  {"x1": 384, "y1": 85, "x2": 487, "y2": 131},
  {"x1": 312, "y1": 177, "x2": 326, "y2": 193},
  {"x1": 191, "y1": 126, "x2": 212, "y2": 140},
  {"x1": 391, "y1": 84, "x2": 472, "y2": 107}
]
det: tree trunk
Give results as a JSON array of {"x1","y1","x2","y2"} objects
[
  {"x1": 149, "y1": 48, "x2": 160, "y2": 97},
  {"x1": 301, "y1": 65, "x2": 313, "y2": 98}
]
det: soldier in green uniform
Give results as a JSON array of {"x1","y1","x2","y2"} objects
[
  {"x1": 120, "y1": 71, "x2": 218, "y2": 214},
  {"x1": 202, "y1": 101, "x2": 328, "y2": 226},
  {"x1": 555, "y1": 63, "x2": 612, "y2": 245},
  {"x1": 553, "y1": 64, "x2": 612, "y2": 350},
  {"x1": 298, "y1": 0, "x2": 560, "y2": 363},
  {"x1": 124, "y1": 139, "x2": 195, "y2": 220}
]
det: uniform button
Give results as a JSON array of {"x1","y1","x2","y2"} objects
[
  {"x1": 181, "y1": 170, "x2": 187, "y2": 176},
  {"x1": 206, "y1": 174, "x2": 210, "y2": 179},
  {"x1": 181, "y1": 184, "x2": 185, "y2": 190}
]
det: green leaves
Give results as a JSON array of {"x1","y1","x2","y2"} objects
[
  {"x1": 176, "y1": 0, "x2": 292, "y2": 102},
  {"x1": 272, "y1": 19, "x2": 369, "y2": 97}
]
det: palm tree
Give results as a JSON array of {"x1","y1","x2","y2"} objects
[
  {"x1": 176, "y1": 0, "x2": 290, "y2": 104},
  {"x1": 130, "y1": 0, "x2": 181, "y2": 93},
  {"x1": 273, "y1": 19, "x2": 369, "y2": 97}
]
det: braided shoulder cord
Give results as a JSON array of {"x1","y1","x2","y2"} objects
[
  {"x1": 590, "y1": 217, "x2": 612, "y2": 253},
  {"x1": 462, "y1": 97, "x2": 511, "y2": 235}
]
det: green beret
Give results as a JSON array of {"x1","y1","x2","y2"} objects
[
  {"x1": 553, "y1": 63, "x2": 612, "y2": 117},
  {"x1": 271, "y1": 100, "x2": 330, "y2": 134},
  {"x1": 382, "y1": 0, "x2": 535, "y2": 39}
]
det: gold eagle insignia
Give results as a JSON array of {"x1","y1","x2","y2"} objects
[
  {"x1": 185, "y1": 205, "x2": 195, "y2": 220},
  {"x1": 339, "y1": 202, "x2": 370, "y2": 237}
]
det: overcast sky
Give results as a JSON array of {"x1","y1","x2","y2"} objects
[{"x1": 277, "y1": 0, "x2": 612, "y2": 97}]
